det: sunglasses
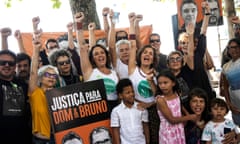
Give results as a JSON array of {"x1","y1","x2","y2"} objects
[
  {"x1": 43, "y1": 72, "x2": 58, "y2": 79},
  {"x1": 57, "y1": 59, "x2": 71, "y2": 66},
  {"x1": 0, "y1": 60, "x2": 16, "y2": 66},
  {"x1": 116, "y1": 36, "x2": 128, "y2": 41},
  {"x1": 169, "y1": 57, "x2": 183, "y2": 63},
  {"x1": 150, "y1": 39, "x2": 160, "y2": 43}
]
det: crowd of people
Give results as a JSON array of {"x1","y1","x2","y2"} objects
[{"x1": 0, "y1": 1, "x2": 240, "y2": 144}]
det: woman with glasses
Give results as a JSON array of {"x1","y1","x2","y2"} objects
[
  {"x1": 167, "y1": 51, "x2": 191, "y2": 111},
  {"x1": 177, "y1": 2, "x2": 216, "y2": 109},
  {"x1": 166, "y1": 21, "x2": 195, "y2": 113},
  {"x1": 48, "y1": 49, "x2": 81, "y2": 85},
  {"x1": 28, "y1": 38, "x2": 60, "y2": 144},
  {"x1": 220, "y1": 38, "x2": 240, "y2": 126}
]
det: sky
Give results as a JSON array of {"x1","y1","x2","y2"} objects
[
  {"x1": 0, "y1": 0, "x2": 229, "y2": 68},
  {"x1": 0, "y1": 0, "x2": 177, "y2": 53}
]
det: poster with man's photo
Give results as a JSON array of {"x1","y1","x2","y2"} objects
[
  {"x1": 177, "y1": 0, "x2": 223, "y2": 31},
  {"x1": 46, "y1": 79, "x2": 112, "y2": 144}
]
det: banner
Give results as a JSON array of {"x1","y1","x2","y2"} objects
[
  {"x1": 177, "y1": 0, "x2": 223, "y2": 32},
  {"x1": 21, "y1": 25, "x2": 152, "y2": 56},
  {"x1": 46, "y1": 79, "x2": 112, "y2": 144}
]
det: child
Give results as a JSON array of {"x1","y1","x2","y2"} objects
[
  {"x1": 185, "y1": 88, "x2": 211, "y2": 144},
  {"x1": 156, "y1": 69, "x2": 198, "y2": 144},
  {"x1": 201, "y1": 98, "x2": 240, "y2": 144},
  {"x1": 110, "y1": 78, "x2": 150, "y2": 144}
]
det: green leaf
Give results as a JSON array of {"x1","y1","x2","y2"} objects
[
  {"x1": 6, "y1": 2, "x2": 11, "y2": 7},
  {"x1": 52, "y1": 0, "x2": 61, "y2": 9}
]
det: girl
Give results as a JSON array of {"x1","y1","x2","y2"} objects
[{"x1": 156, "y1": 69, "x2": 197, "y2": 144}]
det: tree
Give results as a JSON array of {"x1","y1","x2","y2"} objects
[
  {"x1": 69, "y1": 0, "x2": 101, "y2": 30},
  {"x1": 4, "y1": 0, "x2": 101, "y2": 30}
]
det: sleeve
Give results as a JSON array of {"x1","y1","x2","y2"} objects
[
  {"x1": 110, "y1": 108, "x2": 120, "y2": 127},
  {"x1": 39, "y1": 50, "x2": 49, "y2": 65},
  {"x1": 201, "y1": 123, "x2": 212, "y2": 142},
  {"x1": 196, "y1": 34, "x2": 206, "y2": 58},
  {"x1": 233, "y1": 122, "x2": 240, "y2": 134},
  {"x1": 141, "y1": 109, "x2": 149, "y2": 123}
]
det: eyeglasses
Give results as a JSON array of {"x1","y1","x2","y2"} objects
[
  {"x1": 228, "y1": 46, "x2": 239, "y2": 49},
  {"x1": 0, "y1": 60, "x2": 16, "y2": 66},
  {"x1": 150, "y1": 39, "x2": 161, "y2": 43},
  {"x1": 43, "y1": 72, "x2": 58, "y2": 79},
  {"x1": 169, "y1": 57, "x2": 183, "y2": 63},
  {"x1": 57, "y1": 59, "x2": 71, "y2": 66}
]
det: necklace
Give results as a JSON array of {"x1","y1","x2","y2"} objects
[{"x1": 138, "y1": 68, "x2": 146, "y2": 78}]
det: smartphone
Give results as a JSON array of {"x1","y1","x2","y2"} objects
[{"x1": 224, "y1": 127, "x2": 232, "y2": 134}]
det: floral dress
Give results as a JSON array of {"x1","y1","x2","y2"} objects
[{"x1": 157, "y1": 95, "x2": 186, "y2": 144}]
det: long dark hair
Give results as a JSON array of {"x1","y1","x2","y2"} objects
[
  {"x1": 155, "y1": 69, "x2": 180, "y2": 96},
  {"x1": 136, "y1": 45, "x2": 158, "y2": 69},
  {"x1": 227, "y1": 38, "x2": 240, "y2": 59},
  {"x1": 88, "y1": 44, "x2": 112, "y2": 69}
]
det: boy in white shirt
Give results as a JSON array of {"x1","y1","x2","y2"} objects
[{"x1": 111, "y1": 78, "x2": 150, "y2": 144}]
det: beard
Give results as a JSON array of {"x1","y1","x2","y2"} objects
[{"x1": 18, "y1": 71, "x2": 29, "y2": 78}]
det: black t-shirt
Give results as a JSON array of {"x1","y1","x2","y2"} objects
[
  {"x1": 155, "y1": 53, "x2": 168, "y2": 73},
  {"x1": 193, "y1": 35, "x2": 216, "y2": 102},
  {"x1": 67, "y1": 48, "x2": 83, "y2": 76},
  {"x1": 39, "y1": 50, "x2": 50, "y2": 65},
  {"x1": 61, "y1": 74, "x2": 81, "y2": 85},
  {"x1": 0, "y1": 77, "x2": 31, "y2": 143}
]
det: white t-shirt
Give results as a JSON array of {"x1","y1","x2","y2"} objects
[
  {"x1": 202, "y1": 119, "x2": 240, "y2": 144},
  {"x1": 129, "y1": 67, "x2": 155, "y2": 103},
  {"x1": 111, "y1": 101, "x2": 148, "y2": 144},
  {"x1": 88, "y1": 68, "x2": 119, "y2": 101},
  {"x1": 115, "y1": 58, "x2": 129, "y2": 79}
]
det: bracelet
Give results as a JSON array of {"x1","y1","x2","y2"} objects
[
  {"x1": 129, "y1": 34, "x2": 136, "y2": 40},
  {"x1": 205, "y1": 13, "x2": 211, "y2": 16},
  {"x1": 76, "y1": 22, "x2": 83, "y2": 30}
]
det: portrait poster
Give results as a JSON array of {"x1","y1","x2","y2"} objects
[
  {"x1": 46, "y1": 79, "x2": 111, "y2": 144},
  {"x1": 177, "y1": 0, "x2": 223, "y2": 32}
]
